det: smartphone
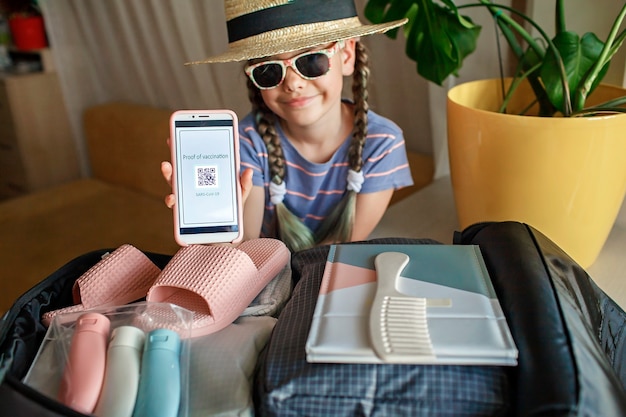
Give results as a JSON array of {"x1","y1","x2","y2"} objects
[{"x1": 170, "y1": 109, "x2": 243, "y2": 245}]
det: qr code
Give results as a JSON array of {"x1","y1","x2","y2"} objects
[{"x1": 196, "y1": 165, "x2": 218, "y2": 188}]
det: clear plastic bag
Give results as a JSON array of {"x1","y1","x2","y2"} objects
[{"x1": 24, "y1": 302, "x2": 192, "y2": 417}]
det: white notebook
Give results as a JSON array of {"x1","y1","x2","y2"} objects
[{"x1": 305, "y1": 244, "x2": 518, "y2": 366}]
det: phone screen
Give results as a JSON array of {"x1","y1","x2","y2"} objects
[{"x1": 171, "y1": 111, "x2": 242, "y2": 244}]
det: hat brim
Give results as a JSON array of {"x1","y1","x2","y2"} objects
[{"x1": 185, "y1": 17, "x2": 407, "y2": 65}]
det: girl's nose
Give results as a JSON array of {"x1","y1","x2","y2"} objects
[{"x1": 282, "y1": 66, "x2": 304, "y2": 91}]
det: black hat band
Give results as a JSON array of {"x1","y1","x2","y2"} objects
[{"x1": 227, "y1": 0, "x2": 358, "y2": 43}]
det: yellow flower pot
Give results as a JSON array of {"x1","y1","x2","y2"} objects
[{"x1": 447, "y1": 78, "x2": 626, "y2": 268}]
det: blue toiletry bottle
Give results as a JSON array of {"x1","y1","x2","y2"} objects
[{"x1": 132, "y1": 328, "x2": 181, "y2": 417}]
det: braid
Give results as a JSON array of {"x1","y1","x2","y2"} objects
[
  {"x1": 247, "y1": 78, "x2": 285, "y2": 182},
  {"x1": 349, "y1": 41, "x2": 370, "y2": 172},
  {"x1": 314, "y1": 41, "x2": 370, "y2": 245},
  {"x1": 246, "y1": 75, "x2": 315, "y2": 251}
]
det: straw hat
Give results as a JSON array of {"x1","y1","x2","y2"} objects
[{"x1": 186, "y1": 0, "x2": 407, "y2": 65}]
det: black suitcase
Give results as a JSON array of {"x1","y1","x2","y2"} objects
[{"x1": 1, "y1": 222, "x2": 626, "y2": 416}]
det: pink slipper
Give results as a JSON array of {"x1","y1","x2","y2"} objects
[
  {"x1": 42, "y1": 244, "x2": 161, "y2": 326},
  {"x1": 146, "y1": 238, "x2": 290, "y2": 337}
]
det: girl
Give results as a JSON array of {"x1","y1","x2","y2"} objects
[{"x1": 163, "y1": 0, "x2": 413, "y2": 252}]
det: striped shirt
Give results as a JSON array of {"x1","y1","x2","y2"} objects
[{"x1": 239, "y1": 109, "x2": 414, "y2": 238}]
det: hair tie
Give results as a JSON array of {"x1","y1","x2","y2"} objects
[
  {"x1": 347, "y1": 169, "x2": 364, "y2": 193},
  {"x1": 270, "y1": 180, "x2": 286, "y2": 204}
]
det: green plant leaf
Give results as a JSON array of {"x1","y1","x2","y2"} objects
[
  {"x1": 411, "y1": 2, "x2": 481, "y2": 85},
  {"x1": 364, "y1": 0, "x2": 416, "y2": 38},
  {"x1": 541, "y1": 31, "x2": 608, "y2": 113},
  {"x1": 364, "y1": 0, "x2": 390, "y2": 22},
  {"x1": 364, "y1": 0, "x2": 480, "y2": 86},
  {"x1": 440, "y1": 0, "x2": 475, "y2": 29},
  {"x1": 425, "y1": 5, "x2": 480, "y2": 84},
  {"x1": 408, "y1": 8, "x2": 456, "y2": 84},
  {"x1": 443, "y1": 8, "x2": 481, "y2": 66}
]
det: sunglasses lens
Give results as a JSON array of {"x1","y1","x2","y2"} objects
[
  {"x1": 252, "y1": 63, "x2": 284, "y2": 88},
  {"x1": 296, "y1": 53, "x2": 330, "y2": 78}
]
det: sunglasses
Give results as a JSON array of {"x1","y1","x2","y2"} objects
[{"x1": 245, "y1": 41, "x2": 344, "y2": 90}]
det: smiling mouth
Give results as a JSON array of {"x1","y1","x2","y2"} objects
[{"x1": 285, "y1": 96, "x2": 314, "y2": 107}]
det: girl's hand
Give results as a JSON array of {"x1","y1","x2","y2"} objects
[
  {"x1": 239, "y1": 168, "x2": 254, "y2": 203},
  {"x1": 160, "y1": 160, "x2": 176, "y2": 209}
]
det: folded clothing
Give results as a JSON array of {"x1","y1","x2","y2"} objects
[{"x1": 189, "y1": 316, "x2": 277, "y2": 417}]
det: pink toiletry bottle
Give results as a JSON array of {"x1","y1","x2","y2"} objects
[{"x1": 58, "y1": 312, "x2": 110, "y2": 414}]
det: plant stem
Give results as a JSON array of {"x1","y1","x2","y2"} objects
[
  {"x1": 576, "y1": 4, "x2": 626, "y2": 109},
  {"x1": 498, "y1": 61, "x2": 542, "y2": 113},
  {"x1": 469, "y1": 1, "x2": 543, "y2": 57},
  {"x1": 555, "y1": 0, "x2": 566, "y2": 34}
]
